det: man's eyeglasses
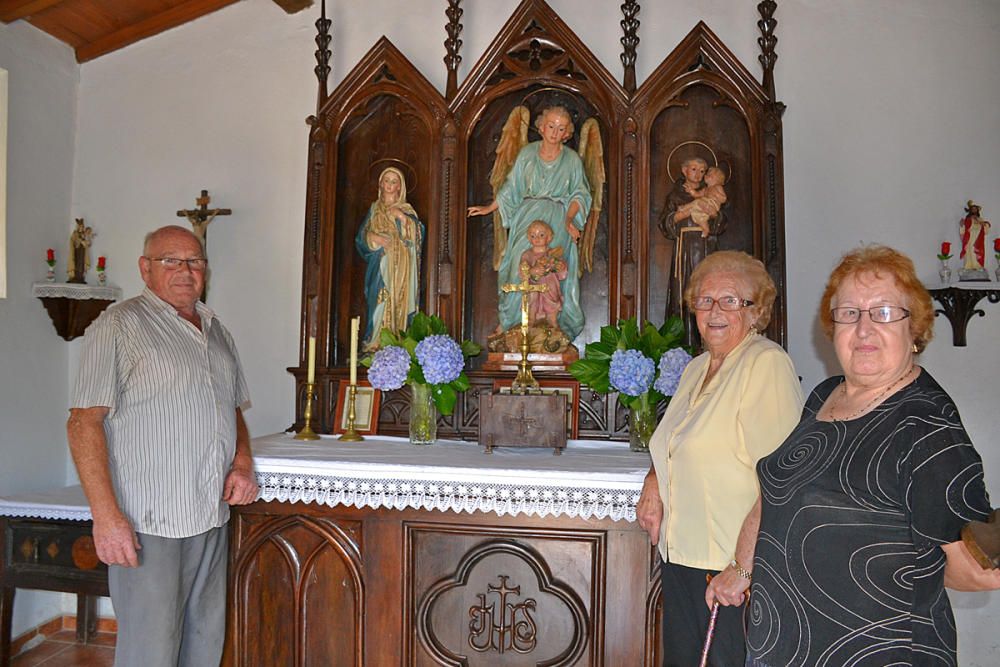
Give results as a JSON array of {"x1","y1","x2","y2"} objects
[
  {"x1": 830, "y1": 306, "x2": 910, "y2": 324},
  {"x1": 144, "y1": 257, "x2": 208, "y2": 272},
  {"x1": 692, "y1": 296, "x2": 754, "y2": 311}
]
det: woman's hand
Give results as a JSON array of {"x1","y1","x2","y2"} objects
[
  {"x1": 943, "y1": 540, "x2": 1000, "y2": 591},
  {"x1": 467, "y1": 202, "x2": 498, "y2": 217},
  {"x1": 637, "y1": 469, "x2": 663, "y2": 545},
  {"x1": 705, "y1": 566, "x2": 750, "y2": 609}
]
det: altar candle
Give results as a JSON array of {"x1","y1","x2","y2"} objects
[
  {"x1": 349, "y1": 317, "x2": 359, "y2": 386},
  {"x1": 306, "y1": 336, "x2": 316, "y2": 385}
]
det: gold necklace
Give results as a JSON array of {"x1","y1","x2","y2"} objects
[{"x1": 832, "y1": 366, "x2": 915, "y2": 421}]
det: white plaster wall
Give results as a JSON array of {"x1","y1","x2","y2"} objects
[
  {"x1": 60, "y1": 0, "x2": 1000, "y2": 662},
  {"x1": 0, "y1": 20, "x2": 79, "y2": 639}
]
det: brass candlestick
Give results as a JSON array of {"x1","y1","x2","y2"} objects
[
  {"x1": 294, "y1": 382, "x2": 320, "y2": 440},
  {"x1": 339, "y1": 384, "x2": 364, "y2": 441}
]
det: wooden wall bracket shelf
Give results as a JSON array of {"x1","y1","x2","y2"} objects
[
  {"x1": 32, "y1": 283, "x2": 121, "y2": 341},
  {"x1": 928, "y1": 284, "x2": 1000, "y2": 347}
]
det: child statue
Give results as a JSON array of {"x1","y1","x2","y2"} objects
[{"x1": 519, "y1": 220, "x2": 568, "y2": 329}]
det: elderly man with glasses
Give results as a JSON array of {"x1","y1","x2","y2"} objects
[{"x1": 67, "y1": 225, "x2": 257, "y2": 667}]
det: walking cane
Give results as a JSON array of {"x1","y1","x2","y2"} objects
[{"x1": 699, "y1": 573, "x2": 720, "y2": 667}]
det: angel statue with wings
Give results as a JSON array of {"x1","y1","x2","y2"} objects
[{"x1": 467, "y1": 105, "x2": 605, "y2": 347}]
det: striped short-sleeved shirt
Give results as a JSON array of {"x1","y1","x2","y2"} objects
[{"x1": 71, "y1": 287, "x2": 250, "y2": 538}]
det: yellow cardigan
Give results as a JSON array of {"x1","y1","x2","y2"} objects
[{"x1": 649, "y1": 333, "x2": 804, "y2": 570}]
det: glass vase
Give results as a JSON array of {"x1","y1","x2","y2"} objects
[
  {"x1": 408, "y1": 383, "x2": 437, "y2": 445},
  {"x1": 628, "y1": 398, "x2": 657, "y2": 453},
  {"x1": 938, "y1": 259, "x2": 952, "y2": 285}
]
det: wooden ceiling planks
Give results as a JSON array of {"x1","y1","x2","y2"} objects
[{"x1": 0, "y1": 0, "x2": 291, "y2": 62}]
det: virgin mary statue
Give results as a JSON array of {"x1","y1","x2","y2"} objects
[{"x1": 355, "y1": 167, "x2": 424, "y2": 349}]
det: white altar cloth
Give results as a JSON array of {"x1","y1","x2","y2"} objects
[
  {"x1": 0, "y1": 435, "x2": 650, "y2": 524},
  {"x1": 0, "y1": 485, "x2": 91, "y2": 521},
  {"x1": 253, "y1": 432, "x2": 649, "y2": 522}
]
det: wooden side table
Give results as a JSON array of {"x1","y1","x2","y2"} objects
[{"x1": 0, "y1": 487, "x2": 107, "y2": 666}]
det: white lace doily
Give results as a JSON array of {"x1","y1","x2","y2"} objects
[{"x1": 33, "y1": 281, "x2": 122, "y2": 301}]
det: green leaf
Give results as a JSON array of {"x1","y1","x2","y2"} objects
[
  {"x1": 427, "y1": 314, "x2": 448, "y2": 336},
  {"x1": 400, "y1": 337, "x2": 418, "y2": 356},
  {"x1": 409, "y1": 313, "x2": 431, "y2": 342},
  {"x1": 600, "y1": 324, "x2": 622, "y2": 347},
  {"x1": 461, "y1": 340, "x2": 482, "y2": 358},
  {"x1": 450, "y1": 372, "x2": 470, "y2": 393},
  {"x1": 583, "y1": 340, "x2": 614, "y2": 362},
  {"x1": 619, "y1": 318, "x2": 640, "y2": 348},
  {"x1": 616, "y1": 392, "x2": 638, "y2": 410},
  {"x1": 432, "y1": 383, "x2": 458, "y2": 415},
  {"x1": 569, "y1": 358, "x2": 611, "y2": 394},
  {"x1": 660, "y1": 316, "x2": 685, "y2": 345},
  {"x1": 380, "y1": 328, "x2": 400, "y2": 348},
  {"x1": 408, "y1": 362, "x2": 426, "y2": 386},
  {"x1": 360, "y1": 354, "x2": 373, "y2": 368}
]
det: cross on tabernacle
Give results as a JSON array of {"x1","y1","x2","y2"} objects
[
  {"x1": 502, "y1": 403, "x2": 537, "y2": 438},
  {"x1": 176, "y1": 189, "x2": 232, "y2": 250}
]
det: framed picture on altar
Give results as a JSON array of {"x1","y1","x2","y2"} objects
[
  {"x1": 492, "y1": 378, "x2": 579, "y2": 439},
  {"x1": 333, "y1": 380, "x2": 380, "y2": 435}
]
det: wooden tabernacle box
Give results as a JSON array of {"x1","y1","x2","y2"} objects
[{"x1": 478, "y1": 391, "x2": 567, "y2": 455}]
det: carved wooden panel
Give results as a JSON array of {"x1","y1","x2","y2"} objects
[
  {"x1": 227, "y1": 512, "x2": 364, "y2": 667},
  {"x1": 225, "y1": 500, "x2": 658, "y2": 665},
  {"x1": 409, "y1": 529, "x2": 596, "y2": 665}
]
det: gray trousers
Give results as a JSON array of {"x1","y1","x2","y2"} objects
[{"x1": 108, "y1": 525, "x2": 228, "y2": 667}]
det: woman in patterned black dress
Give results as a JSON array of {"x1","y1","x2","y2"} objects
[{"x1": 747, "y1": 246, "x2": 1000, "y2": 666}]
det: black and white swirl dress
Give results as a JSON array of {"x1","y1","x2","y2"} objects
[{"x1": 747, "y1": 371, "x2": 990, "y2": 667}]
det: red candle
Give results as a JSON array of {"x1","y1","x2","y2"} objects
[
  {"x1": 941, "y1": 241, "x2": 951, "y2": 256},
  {"x1": 97, "y1": 256, "x2": 106, "y2": 270},
  {"x1": 46, "y1": 248, "x2": 54, "y2": 262}
]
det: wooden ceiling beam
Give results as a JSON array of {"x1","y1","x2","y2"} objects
[
  {"x1": 271, "y1": 0, "x2": 313, "y2": 14},
  {"x1": 74, "y1": 0, "x2": 239, "y2": 62},
  {"x1": 0, "y1": 0, "x2": 65, "y2": 24}
]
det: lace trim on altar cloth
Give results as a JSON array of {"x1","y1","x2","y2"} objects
[
  {"x1": 257, "y1": 473, "x2": 639, "y2": 522},
  {"x1": 32, "y1": 282, "x2": 122, "y2": 301}
]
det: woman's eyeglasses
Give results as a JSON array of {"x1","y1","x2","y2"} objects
[
  {"x1": 692, "y1": 296, "x2": 754, "y2": 311},
  {"x1": 830, "y1": 306, "x2": 910, "y2": 324}
]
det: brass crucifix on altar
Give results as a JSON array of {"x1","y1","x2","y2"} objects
[{"x1": 500, "y1": 278, "x2": 547, "y2": 393}]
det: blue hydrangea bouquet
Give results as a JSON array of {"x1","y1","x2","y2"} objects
[
  {"x1": 568, "y1": 316, "x2": 692, "y2": 451},
  {"x1": 362, "y1": 313, "x2": 481, "y2": 443}
]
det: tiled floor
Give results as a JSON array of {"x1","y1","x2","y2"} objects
[{"x1": 12, "y1": 630, "x2": 116, "y2": 667}]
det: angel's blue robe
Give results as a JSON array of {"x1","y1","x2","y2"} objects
[{"x1": 495, "y1": 142, "x2": 592, "y2": 340}]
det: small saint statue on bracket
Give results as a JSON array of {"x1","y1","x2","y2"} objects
[
  {"x1": 67, "y1": 218, "x2": 95, "y2": 284},
  {"x1": 959, "y1": 200, "x2": 991, "y2": 282}
]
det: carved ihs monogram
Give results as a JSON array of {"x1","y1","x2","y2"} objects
[{"x1": 468, "y1": 575, "x2": 537, "y2": 654}]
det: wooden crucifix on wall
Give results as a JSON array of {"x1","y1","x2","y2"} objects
[
  {"x1": 177, "y1": 189, "x2": 231, "y2": 250},
  {"x1": 176, "y1": 189, "x2": 231, "y2": 301}
]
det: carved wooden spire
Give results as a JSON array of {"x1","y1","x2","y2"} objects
[
  {"x1": 444, "y1": 0, "x2": 464, "y2": 101},
  {"x1": 314, "y1": 0, "x2": 332, "y2": 112},
  {"x1": 757, "y1": 0, "x2": 778, "y2": 102},
  {"x1": 620, "y1": 0, "x2": 640, "y2": 94}
]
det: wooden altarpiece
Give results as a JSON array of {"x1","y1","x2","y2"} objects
[{"x1": 289, "y1": 0, "x2": 787, "y2": 443}]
